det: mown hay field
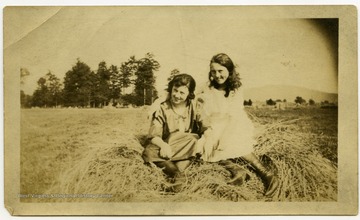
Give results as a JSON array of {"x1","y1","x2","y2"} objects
[{"x1": 20, "y1": 106, "x2": 337, "y2": 202}]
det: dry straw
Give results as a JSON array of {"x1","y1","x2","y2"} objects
[{"x1": 47, "y1": 116, "x2": 337, "y2": 202}]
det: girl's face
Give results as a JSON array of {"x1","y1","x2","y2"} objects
[
  {"x1": 210, "y1": 62, "x2": 229, "y2": 85},
  {"x1": 171, "y1": 85, "x2": 189, "y2": 106}
]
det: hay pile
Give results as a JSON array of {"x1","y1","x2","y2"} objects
[
  {"x1": 47, "y1": 119, "x2": 337, "y2": 202},
  {"x1": 46, "y1": 133, "x2": 168, "y2": 202},
  {"x1": 253, "y1": 119, "x2": 337, "y2": 201}
]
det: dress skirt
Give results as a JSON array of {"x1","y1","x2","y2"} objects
[
  {"x1": 142, "y1": 132, "x2": 199, "y2": 163},
  {"x1": 202, "y1": 113, "x2": 255, "y2": 162}
]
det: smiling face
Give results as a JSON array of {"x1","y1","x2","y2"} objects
[
  {"x1": 171, "y1": 85, "x2": 189, "y2": 106},
  {"x1": 210, "y1": 62, "x2": 230, "y2": 86}
]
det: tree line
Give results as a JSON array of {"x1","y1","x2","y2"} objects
[
  {"x1": 244, "y1": 97, "x2": 333, "y2": 107},
  {"x1": 21, "y1": 54, "x2": 335, "y2": 109},
  {"x1": 21, "y1": 53, "x2": 160, "y2": 108}
]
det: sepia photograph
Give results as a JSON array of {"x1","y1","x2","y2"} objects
[{"x1": 3, "y1": 3, "x2": 358, "y2": 216}]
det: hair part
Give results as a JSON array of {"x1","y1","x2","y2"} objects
[{"x1": 208, "y1": 53, "x2": 242, "y2": 97}]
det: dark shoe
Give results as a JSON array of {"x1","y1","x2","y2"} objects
[
  {"x1": 263, "y1": 174, "x2": 279, "y2": 197},
  {"x1": 243, "y1": 154, "x2": 279, "y2": 197},
  {"x1": 155, "y1": 161, "x2": 180, "y2": 178},
  {"x1": 227, "y1": 169, "x2": 250, "y2": 186},
  {"x1": 219, "y1": 160, "x2": 250, "y2": 186},
  {"x1": 167, "y1": 172, "x2": 187, "y2": 193}
]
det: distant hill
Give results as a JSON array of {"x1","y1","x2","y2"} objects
[{"x1": 243, "y1": 85, "x2": 338, "y2": 103}]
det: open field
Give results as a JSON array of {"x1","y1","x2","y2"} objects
[{"x1": 20, "y1": 106, "x2": 338, "y2": 202}]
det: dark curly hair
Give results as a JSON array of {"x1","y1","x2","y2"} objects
[
  {"x1": 208, "y1": 53, "x2": 242, "y2": 97},
  {"x1": 167, "y1": 73, "x2": 196, "y2": 105}
]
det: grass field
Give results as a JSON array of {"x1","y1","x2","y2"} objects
[{"x1": 20, "y1": 106, "x2": 338, "y2": 202}]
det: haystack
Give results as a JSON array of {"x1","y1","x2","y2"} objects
[{"x1": 47, "y1": 118, "x2": 337, "y2": 202}]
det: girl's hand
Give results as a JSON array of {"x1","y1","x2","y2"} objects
[
  {"x1": 159, "y1": 143, "x2": 173, "y2": 159},
  {"x1": 150, "y1": 137, "x2": 173, "y2": 159},
  {"x1": 203, "y1": 136, "x2": 219, "y2": 160}
]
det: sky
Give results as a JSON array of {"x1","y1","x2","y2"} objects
[{"x1": 4, "y1": 6, "x2": 340, "y2": 96}]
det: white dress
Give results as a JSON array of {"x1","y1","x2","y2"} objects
[{"x1": 196, "y1": 87, "x2": 255, "y2": 162}]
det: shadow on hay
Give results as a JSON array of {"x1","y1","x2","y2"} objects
[{"x1": 44, "y1": 119, "x2": 337, "y2": 202}]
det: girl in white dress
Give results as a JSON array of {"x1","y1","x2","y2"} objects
[{"x1": 196, "y1": 53, "x2": 279, "y2": 197}]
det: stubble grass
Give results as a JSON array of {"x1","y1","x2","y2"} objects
[{"x1": 20, "y1": 107, "x2": 337, "y2": 202}]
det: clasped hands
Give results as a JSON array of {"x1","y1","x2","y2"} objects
[
  {"x1": 196, "y1": 129, "x2": 219, "y2": 160},
  {"x1": 159, "y1": 143, "x2": 173, "y2": 159}
]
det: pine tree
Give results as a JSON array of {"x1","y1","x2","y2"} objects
[{"x1": 134, "y1": 53, "x2": 160, "y2": 106}]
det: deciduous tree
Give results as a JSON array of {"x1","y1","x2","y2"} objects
[
  {"x1": 46, "y1": 71, "x2": 62, "y2": 107},
  {"x1": 167, "y1": 68, "x2": 180, "y2": 82},
  {"x1": 266, "y1": 98, "x2": 276, "y2": 106},
  {"x1": 63, "y1": 59, "x2": 95, "y2": 107},
  {"x1": 32, "y1": 77, "x2": 49, "y2": 107},
  {"x1": 295, "y1": 96, "x2": 306, "y2": 105},
  {"x1": 309, "y1": 99, "x2": 315, "y2": 106}
]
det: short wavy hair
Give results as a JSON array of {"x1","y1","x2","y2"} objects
[
  {"x1": 167, "y1": 73, "x2": 196, "y2": 105},
  {"x1": 208, "y1": 53, "x2": 242, "y2": 97}
]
